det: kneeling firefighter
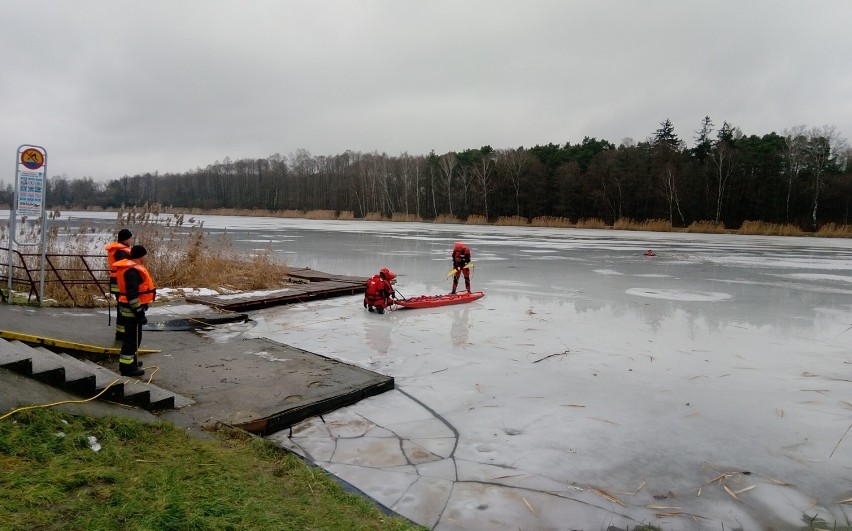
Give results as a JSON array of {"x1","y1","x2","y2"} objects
[{"x1": 364, "y1": 267, "x2": 396, "y2": 314}]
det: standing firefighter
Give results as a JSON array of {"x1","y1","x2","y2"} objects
[
  {"x1": 364, "y1": 267, "x2": 396, "y2": 314},
  {"x1": 450, "y1": 241, "x2": 472, "y2": 294},
  {"x1": 105, "y1": 229, "x2": 133, "y2": 340},
  {"x1": 115, "y1": 245, "x2": 156, "y2": 377}
]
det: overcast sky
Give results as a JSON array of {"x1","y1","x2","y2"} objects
[{"x1": 2, "y1": 1, "x2": 851, "y2": 183}]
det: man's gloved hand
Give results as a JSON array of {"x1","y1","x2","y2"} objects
[{"x1": 134, "y1": 308, "x2": 147, "y2": 324}]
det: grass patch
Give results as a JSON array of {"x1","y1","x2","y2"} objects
[
  {"x1": 362, "y1": 212, "x2": 385, "y2": 221},
  {"x1": 494, "y1": 215, "x2": 528, "y2": 226},
  {"x1": 338, "y1": 210, "x2": 355, "y2": 220},
  {"x1": 738, "y1": 220, "x2": 804, "y2": 236},
  {"x1": 0, "y1": 408, "x2": 421, "y2": 530}
]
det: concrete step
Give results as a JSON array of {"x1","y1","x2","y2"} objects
[
  {"x1": 3, "y1": 339, "x2": 96, "y2": 394},
  {"x1": 78, "y1": 358, "x2": 179, "y2": 411},
  {"x1": 0, "y1": 338, "x2": 185, "y2": 411}
]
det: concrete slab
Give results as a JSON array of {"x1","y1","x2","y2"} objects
[{"x1": 0, "y1": 303, "x2": 393, "y2": 435}]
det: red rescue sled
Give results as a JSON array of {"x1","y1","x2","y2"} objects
[{"x1": 393, "y1": 291, "x2": 485, "y2": 309}]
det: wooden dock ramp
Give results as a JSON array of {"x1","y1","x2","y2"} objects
[{"x1": 185, "y1": 268, "x2": 367, "y2": 311}]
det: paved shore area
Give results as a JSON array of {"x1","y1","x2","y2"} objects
[{"x1": 0, "y1": 302, "x2": 393, "y2": 434}]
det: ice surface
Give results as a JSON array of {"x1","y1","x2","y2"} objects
[{"x1": 35, "y1": 212, "x2": 852, "y2": 529}]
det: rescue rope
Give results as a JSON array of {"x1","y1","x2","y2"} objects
[
  {"x1": 0, "y1": 379, "x2": 122, "y2": 420},
  {"x1": 0, "y1": 365, "x2": 162, "y2": 421}
]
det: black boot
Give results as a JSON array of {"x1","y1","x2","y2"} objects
[
  {"x1": 377, "y1": 307, "x2": 385, "y2": 314},
  {"x1": 120, "y1": 365, "x2": 145, "y2": 377}
]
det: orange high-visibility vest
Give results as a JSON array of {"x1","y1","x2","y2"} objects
[
  {"x1": 115, "y1": 259, "x2": 157, "y2": 305},
  {"x1": 105, "y1": 242, "x2": 131, "y2": 294}
]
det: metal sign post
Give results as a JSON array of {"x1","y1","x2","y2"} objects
[{"x1": 7, "y1": 144, "x2": 48, "y2": 304}]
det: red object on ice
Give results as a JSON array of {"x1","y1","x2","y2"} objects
[
  {"x1": 393, "y1": 291, "x2": 485, "y2": 309},
  {"x1": 644, "y1": 250, "x2": 656, "y2": 256}
]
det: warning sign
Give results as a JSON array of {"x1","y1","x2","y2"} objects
[
  {"x1": 15, "y1": 145, "x2": 48, "y2": 218},
  {"x1": 21, "y1": 148, "x2": 45, "y2": 170}
]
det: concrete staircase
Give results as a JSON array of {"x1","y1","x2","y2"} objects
[{"x1": 0, "y1": 338, "x2": 191, "y2": 411}]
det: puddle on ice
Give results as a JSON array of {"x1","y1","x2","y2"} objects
[{"x1": 625, "y1": 288, "x2": 733, "y2": 302}]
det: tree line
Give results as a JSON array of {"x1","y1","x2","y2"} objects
[{"x1": 4, "y1": 118, "x2": 850, "y2": 229}]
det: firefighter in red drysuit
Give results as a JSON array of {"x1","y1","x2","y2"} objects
[
  {"x1": 451, "y1": 241, "x2": 472, "y2": 294},
  {"x1": 105, "y1": 228, "x2": 133, "y2": 340},
  {"x1": 364, "y1": 267, "x2": 396, "y2": 314},
  {"x1": 115, "y1": 245, "x2": 157, "y2": 377}
]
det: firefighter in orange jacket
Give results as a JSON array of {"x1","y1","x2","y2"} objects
[
  {"x1": 115, "y1": 245, "x2": 156, "y2": 377},
  {"x1": 451, "y1": 241, "x2": 472, "y2": 294},
  {"x1": 105, "y1": 228, "x2": 133, "y2": 340},
  {"x1": 364, "y1": 267, "x2": 396, "y2": 314}
]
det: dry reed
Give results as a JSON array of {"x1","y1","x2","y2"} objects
[
  {"x1": 465, "y1": 214, "x2": 488, "y2": 225},
  {"x1": 391, "y1": 213, "x2": 423, "y2": 222},
  {"x1": 816, "y1": 223, "x2": 852, "y2": 238},
  {"x1": 338, "y1": 210, "x2": 355, "y2": 220},
  {"x1": 575, "y1": 218, "x2": 608, "y2": 229},
  {"x1": 530, "y1": 216, "x2": 573, "y2": 227},
  {"x1": 304, "y1": 209, "x2": 336, "y2": 220},
  {"x1": 494, "y1": 215, "x2": 529, "y2": 226},
  {"x1": 272, "y1": 209, "x2": 305, "y2": 218},
  {"x1": 613, "y1": 218, "x2": 672, "y2": 232},
  {"x1": 433, "y1": 214, "x2": 460, "y2": 224},
  {"x1": 362, "y1": 212, "x2": 385, "y2": 221},
  {"x1": 737, "y1": 221, "x2": 804, "y2": 236},
  {"x1": 686, "y1": 220, "x2": 727, "y2": 233}
]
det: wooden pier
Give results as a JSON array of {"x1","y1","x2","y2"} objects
[{"x1": 184, "y1": 268, "x2": 367, "y2": 311}]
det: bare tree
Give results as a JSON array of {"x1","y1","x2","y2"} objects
[
  {"x1": 437, "y1": 152, "x2": 458, "y2": 216},
  {"x1": 710, "y1": 122, "x2": 738, "y2": 222},
  {"x1": 471, "y1": 150, "x2": 497, "y2": 219},
  {"x1": 496, "y1": 147, "x2": 530, "y2": 217},
  {"x1": 804, "y1": 125, "x2": 848, "y2": 229},
  {"x1": 783, "y1": 125, "x2": 808, "y2": 223}
]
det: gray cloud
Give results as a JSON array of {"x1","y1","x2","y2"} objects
[{"x1": 2, "y1": 0, "x2": 850, "y2": 182}]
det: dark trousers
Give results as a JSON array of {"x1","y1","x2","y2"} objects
[{"x1": 118, "y1": 306, "x2": 143, "y2": 372}]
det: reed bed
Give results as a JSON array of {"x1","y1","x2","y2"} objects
[
  {"x1": 304, "y1": 209, "x2": 336, "y2": 220},
  {"x1": 494, "y1": 215, "x2": 529, "y2": 226},
  {"x1": 465, "y1": 214, "x2": 488, "y2": 225},
  {"x1": 686, "y1": 220, "x2": 727, "y2": 233},
  {"x1": 271, "y1": 209, "x2": 305, "y2": 218},
  {"x1": 530, "y1": 216, "x2": 573, "y2": 227},
  {"x1": 433, "y1": 214, "x2": 460, "y2": 224},
  {"x1": 816, "y1": 223, "x2": 852, "y2": 237},
  {"x1": 575, "y1": 218, "x2": 608, "y2": 229},
  {"x1": 362, "y1": 212, "x2": 385, "y2": 221},
  {"x1": 613, "y1": 218, "x2": 672, "y2": 232},
  {"x1": 338, "y1": 210, "x2": 355, "y2": 220},
  {"x1": 391, "y1": 213, "x2": 423, "y2": 222},
  {"x1": 737, "y1": 221, "x2": 804, "y2": 236},
  {"x1": 7, "y1": 205, "x2": 290, "y2": 307}
]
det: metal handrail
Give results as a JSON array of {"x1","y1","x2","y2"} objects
[{"x1": 1, "y1": 246, "x2": 109, "y2": 305}]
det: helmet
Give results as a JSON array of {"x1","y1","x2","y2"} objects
[
  {"x1": 454, "y1": 241, "x2": 464, "y2": 250},
  {"x1": 380, "y1": 267, "x2": 396, "y2": 280}
]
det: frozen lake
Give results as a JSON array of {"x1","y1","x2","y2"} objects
[{"x1": 26, "y1": 212, "x2": 852, "y2": 529}]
